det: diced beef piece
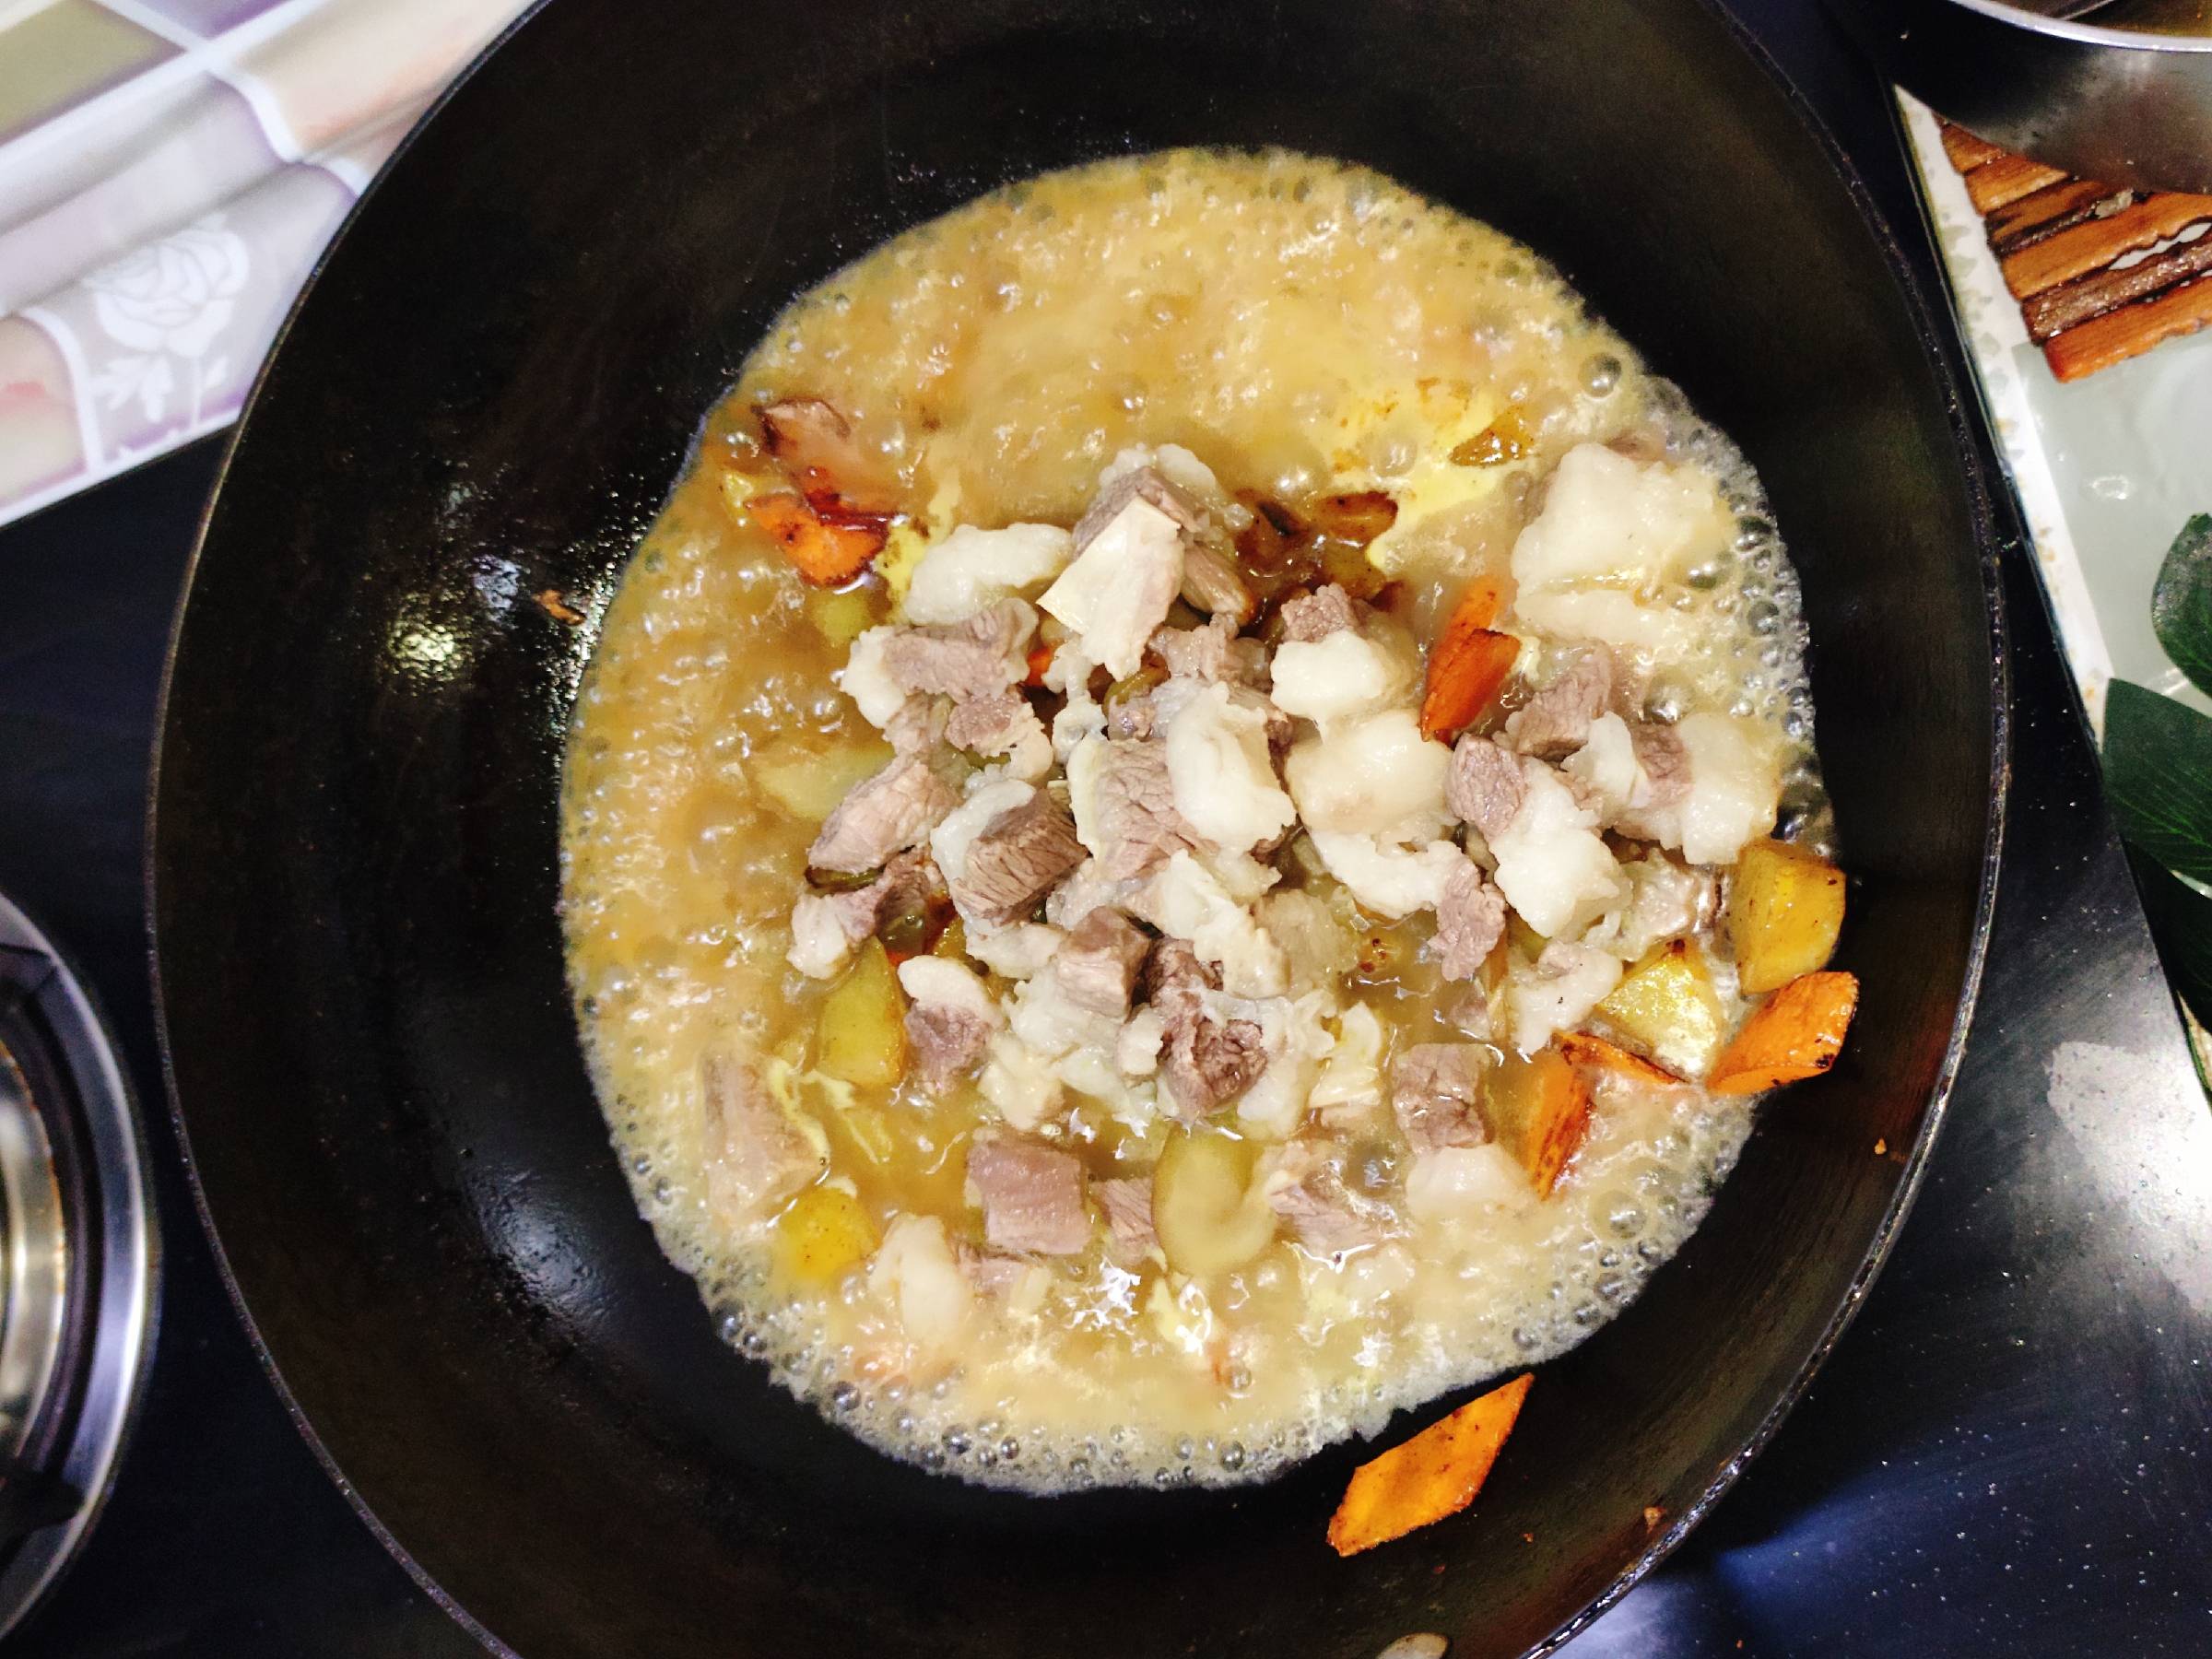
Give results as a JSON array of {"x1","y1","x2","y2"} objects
[
  {"x1": 1259, "y1": 1139, "x2": 1395, "y2": 1256},
  {"x1": 906, "y1": 1002, "x2": 995, "y2": 1086},
  {"x1": 945, "y1": 687, "x2": 1052, "y2": 777},
  {"x1": 1096, "y1": 1176, "x2": 1158, "y2": 1266},
  {"x1": 1503, "y1": 644, "x2": 1616, "y2": 759},
  {"x1": 1075, "y1": 465, "x2": 1209, "y2": 547},
  {"x1": 1057, "y1": 907, "x2": 1152, "y2": 1018},
  {"x1": 1150, "y1": 613, "x2": 1260, "y2": 684},
  {"x1": 898, "y1": 957, "x2": 1001, "y2": 1087},
  {"x1": 949, "y1": 790, "x2": 1085, "y2": 925},
  {"x1": 1624, "y1": 720, "x2": 1693, "y2": 820},
  {"x1": 1445, "y1": 735, "x2": 1527, "y2": 841},
  {"x1": 1088, "y1": 740, "x2": 1201, "y2": 879},
  {"x1": 1043, "y1": 857, "x2": 1147, "y2": 931},
  {"x1": 808, "y1": 752, "x2": 962, "y2": 874},
  {"x1": 787, "y1": 848, "x2": 938, "y2": 978},
  {"x1": 1146, "y1": 940, "x2": 1269, "y2": 1118},
  {"x1": 1179, "y1": 543, "x2": 1256, "y2": 623},
  {"x1": 883, "y1": 695, "x2": 950, "y2": 755},
  {"x1": 880, "y1": 599, "x2": 1036, "y2": 701},
  {"x1": 1277, "y1": 583, "x2": 1359, "y2": 643},
  {"x1": 700, "y1": 1054, "x2": 825, "y2": 1221},
  {"x1": 957, "y1": 1244, "x2": 1044, "y2": 1302},
  {"x1": 1433, "y1": 860, "x2": 1508, "y2": 982},
  {"x1": 967, "y1": 1136, "x2": 1090, "y2": 1254},
  {"x1": 1390, "y1": 1043, "x2": 1494, "y2": 1153}
]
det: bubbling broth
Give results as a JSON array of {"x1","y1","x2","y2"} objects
[{"x1": 561, "y1": 150, "x2": 1832, "y2": 1492}]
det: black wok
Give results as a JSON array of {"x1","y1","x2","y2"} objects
[{"x1": 151, "y1": 1, "x2": 2003, "y2": 1653}]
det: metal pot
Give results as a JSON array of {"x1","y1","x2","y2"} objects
[{"x1": 1844, "y1": 0, "x2": 2212, "y2": 193}]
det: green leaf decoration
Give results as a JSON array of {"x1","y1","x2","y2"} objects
[
  {"x1": 2151, "y1": 513, "x2": 2212, "y2": 701},
  {"x1": 2103, "y1": 678, "x2": 2212, "y2": 887},
  {"x1": 2126, "y1": 847, "x2": 2212, "y2": 1030}
]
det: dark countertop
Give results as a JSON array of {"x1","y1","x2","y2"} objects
[{"x1": 2, "y1": 3, "x2": 2206, "y2": 1654}]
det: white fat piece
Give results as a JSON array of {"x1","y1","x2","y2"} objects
[
  {"x1": 1268, "y1": 631, "x2": 1409, "y2": 728},
  {"x1": 1038, "y1": 493, "x2": 1186, "y2": 678},
  {"x1": 835, "y1": 625, "x2": 911, "y2": 728},
  {"x1": 966, "y1": 922, "x2": 1064, "y2": 981},
  {"x1": 895, "y1": 956, "x2": 1001, "y2": 1023},
  {"x1": 928, "y1": 777, "x2": 1035, "y2": 886},
  {"x1": 1236, "y1": 988, "x2": 1338, "y2": 1139},
  {"x1": 1164, "y1": 683, "x2": 1295, "y2": 853},
  {"x1": 1506, "y1": 939, "x2": 1625, "y2": 1055},
  {"x1": 1662, "y1": 712, "x2": 1781, "y2": 866},
  {"x1": 868, "y1": 1214, "x2": 975, "y2": 1354},
  {"x1": 1135, "y1": 851, "x2": 1288, "y2": 998},
  {"x1": 787, "y1": 894, "x2": 858, "y2": 980},
  {"x1": 1487, "y1": 759, "x2": 1626, "y2": 938},
  {"x1": 1309, "y1": 1003, "x2": 1385, "y2": 1112},
  {"x1": 977, "y1": 1030, "x2": 1063, "y2": 1130},
  {"x1": 1406, "y1": 1144, "x2": 1535, "y2": 1220},
  {"x1": 900, "y1": 523, "x2": 1074, "y2": 624},
  {"x1": 1283, "y1": 707, "x2": 1452, "y2": 841},
  {"x1": 1305, "y1": 830, "x2": 1465, "y2": 920}
]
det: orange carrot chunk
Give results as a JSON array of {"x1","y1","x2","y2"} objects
[
  {"x1": 745, "y1": 491, "x2": 888, "y2": 587},
  {"x1": 1418, "y1": 578, "x2": 1518, "y2": 742},
  {"x1": 1489, "y1": 1044, "x2": 1594, "y2": 1198},
  {"x1": 1559, "y1": 1030, "x2": 1683, "y2": 1087},
  {"x1": 1707, "y1": 971, "x2": 1860, "y2": 1096},
  {"x1": 1328, "y1": 1372, "x2": 1535, "y2": 1556}
]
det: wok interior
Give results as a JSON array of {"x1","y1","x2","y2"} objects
[{"x1": 151, "y1": 1, "x2": 1994, "y2": 1655}]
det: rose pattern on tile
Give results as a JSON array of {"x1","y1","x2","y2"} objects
[{"x1": 83, "y1": 216, "x2": 250, "y2": 425}]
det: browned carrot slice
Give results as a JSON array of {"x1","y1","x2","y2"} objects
[
  {"x1": 2043, "y1": 272, "x2": 2212, "y2": 382},
  {"x1": 1418, "y1": 577, "x2": 1518, "y2": 742},
  {"x1": 1490, "y1": 1045, "x2": 1594, "y2": 1198},
  {"x1": 1707, "y1": 971, "x2": 1860, "y2": 1096},
  {"x1": 1559, "y1": 1030, "x2": 1682, "y2": 1087},
  {"x1": 745, "y1": 491, "x2": 888, "y2": 586},
  {"x1": 1327, "y1": 1373, "x2": 1535, "y2": 1556}
]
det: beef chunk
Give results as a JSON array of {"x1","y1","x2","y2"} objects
[
  {"x1": 1147, "y1": 939, "x2": 1269, "y2": 1119},
  {"x1": 1277, "y1": 583, "x2": 1359, "y2": 643},
  {"x1": 1433, "y1": 860, "x2": 1507, "y2": 982},
  {"x1": 1178, "y1": 543, "x2": 1256, "y2": 623},
  {"x1": 700, "y1": 1054, "x2": 825, "y2": 1221},
  {"x1": 879, "y1": 599, "x2": 1036, "y2": 701},
  {"x1": 883, "y1": 695, "x2": 951, "y2": 755},
  {"x1": 1503, "y1": 644, "x2": 1616, "y2": 759},
  {"x1": 808, "y1": 752, "x2": 962, "y2": 874},
  {"x1": 967, "y1": 1137, "x2": 1090, "y2": 1254},
  {"x1": 1096, "y1": 1176, "x2": 1159, "y2": 1266},
  {"x1": 1445, "y1": 735, "x2": 1527, "y2": 841},
  {"x1": 1258, "y1": 1138, "x2": 1394, "y2": 1256},
  {"x1": 949, "y1": 790, "x2": 1085, "y2": 925},
  {"x1": 1057, "y1": 907, "x2": 1152, "y2": 1018},
  {"x1": 945, "y1": 687, "x2": 1051, "y2": 773},
  {"x1": 788, "y1": 848, "x2": 939, "y2": 978},
  {"x1": 1150, "y1": 612, "x2": 1264, "y2": 684},
  {"x1": 1390, "y1": 1043, "x2": 1494, "y2": 1153},
  {"x1": 898, "y1": 957, "x2": 1001, "y2": 1087},
  {"x1": 1074, "y1": 465, "x2": 1208, "y2": 549},
  {"x1": 1088, "y1": 739, "x2": 1201, "y2": 879}
]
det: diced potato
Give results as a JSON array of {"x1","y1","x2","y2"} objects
[
  {"x1": 806, "y1": 583, "x2": 885, "y2": 648},
  {"x1": 753, "y1": 735, "x2": 895, "y2": 823},
  {"x1": 773, "y1": 1184, "x2": 878, "y2": 1288},
  {"x1": 1595, "y1": 939, "x2": 1727, "y2": 1079},
  {"x1": 1726, "y1": 839, "x2": 1846, "y2": 994},
  {"x1": 815, "y1": 940, "x2": 907, "y2": 1089},
  {"x1": 1709, "y1": 971, "x2": 1859, "y2": 1096},
  {"x1": 1327, "y1": 1371, "x2": 1535, "y2": 1555},
  {"x1": 1153, "y1": 1130, "x2": 1277, "y2": 1277},
  {"x1": 1488, "y1": 1046, "x2": 1593, "y2": 1197}
]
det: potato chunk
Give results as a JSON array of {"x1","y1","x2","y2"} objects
[
  {"x1": 774, "y1": 1184, "x2": 879, "y2": 1288},
  {"x1": 816, "y1": 939, "x2": 907, "y2": 1088},
  {"x1": 754, "y1": 735, "x2": 896, "y2": 823},
  {"x1": 1595, "y1": 939, "x2": 1726, "y2": 1079},
  {"x1": 1726, "y1": 839, "x2": 1845, "y2": 994},
  {"x1": 1327, "y1": 1371, "x2": 1535, "y2": 1555},
  {"x1": 1152, "y1": 1130, "x2": 1277, "y2": 1277}
]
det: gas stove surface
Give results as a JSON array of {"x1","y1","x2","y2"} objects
[{"x1": 0, "y1": 6, "x2": 2206, "y2": 1655}]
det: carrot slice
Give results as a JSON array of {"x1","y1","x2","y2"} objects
[
  {"x1": 1328, "y1": 1372, "x2": 1535, "y2": 1556},
  {"x1": 1708, "y1": 971, "x2": 1860, "y2": 1096},
  {"x1": 1023, "y1": 640, "x2": 1055, "y2": 689},
  {"x1": 745, "y1": 491, "x2": 888, "y2": 586},
  {"x1": 1490, "y1": 1045, "x2": 1594, "y2": 1198},
  {"x1": 1559, "y1": 1030, "x2": 1682, "y2": 1087},
  {"x1": 1418, "y1": 577, "x2": 1518, "y2": 742}
]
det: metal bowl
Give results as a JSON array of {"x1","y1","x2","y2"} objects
[{"x1": 1845, "y1": 0, "x2": 2212, "y2": 193}]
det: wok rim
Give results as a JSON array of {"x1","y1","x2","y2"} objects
[{"x1": 143, "y1": 1, "x2": 2011, "y2": 1652}]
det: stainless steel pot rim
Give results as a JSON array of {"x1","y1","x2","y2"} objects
[{"x1": 1947, "y1": 0, "x2": 2212, "y2": 53}]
